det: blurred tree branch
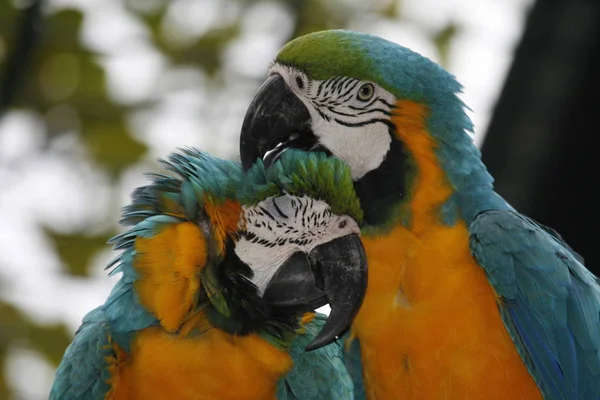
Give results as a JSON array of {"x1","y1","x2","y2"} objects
[{"x1": 0, "y1": 0, "x2": 44, "y2": 117}]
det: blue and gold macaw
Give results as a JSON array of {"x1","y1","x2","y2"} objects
[
  {"x1": 50, "y1": 149, "x2": 368, "y2": 400},
  {"x1": 239, "y1": 30, "x2": 600, "y2": 400}
]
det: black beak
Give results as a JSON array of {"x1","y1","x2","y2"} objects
[
  {"x1": 240, "y1": 74, "x2": 317, "y2": 171},
  {"x1": 262, "y1": 234, "x2": 367, "y2": 351}
]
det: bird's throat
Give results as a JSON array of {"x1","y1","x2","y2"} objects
[{"x1": 357, "y1": 100, "x2": 453, "y2": 235}]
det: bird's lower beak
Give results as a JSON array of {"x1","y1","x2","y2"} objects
[
  {"x1": 240, "y1": 74, "x2": 318, "y2": 170},
  {"x1": 263, "y1": 233, "x2": 368, "y2": 351}
]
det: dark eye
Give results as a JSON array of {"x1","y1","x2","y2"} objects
[
  {"x1": 357, "y1": 83, "x2": 374, "y2": 101},
  {"x1": 338, "y1": 220, "x2": 347, "y2": 229},
  {"x1": 295, "y1": 76, "x2": 304, "y2": 89}
]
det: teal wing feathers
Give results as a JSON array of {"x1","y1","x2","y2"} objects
[
  {"x1": 277, "y1": 313, "x2": 354, "y2": 400},
  {"x1": 342, "y1": 334, "x2": 366, "y2": 400},
  {"x1": 49, "y1": 308, "x2": 114, "y2": 400},
  {"x1": 470, "y1": 209, "x2": 600, "y2": 400}
]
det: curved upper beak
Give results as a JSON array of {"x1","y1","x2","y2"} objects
[
  {"x1": 262, "y1": 233, "x2": 368, "y2": 351},
  {"x1": 240, "y1": 74, "x2": 315, "y2": 171}
]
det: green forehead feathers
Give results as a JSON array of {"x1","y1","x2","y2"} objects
[
  {"x1": 240, "y1": 150, "x2": 363, "y2": 223},
  {"x1": 275, "y1": 29, "x2": 465, "y2": 109},
  {"x1": 276, "y1": 30, "x2": 379, "y2": 83}
]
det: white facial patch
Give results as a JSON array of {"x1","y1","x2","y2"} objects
[
  {"x1": 234, "y1": 194, "x2": 360, "y2": 295},
  {"x1": 316, "y1": 121, "x2": 391, "y2": 180},
  {"x1": 269, "y1": 63, "x2": 396, "y2": 179}
]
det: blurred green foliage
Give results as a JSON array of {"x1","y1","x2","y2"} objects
[
  {"x1": 43, "y1": 229, "x2": 114, "y2": 277},
  {"x1": 0, "y1": 0, "x2": 457, "y2": 398}
]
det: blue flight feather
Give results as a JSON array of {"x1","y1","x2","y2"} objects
[
  {"x1": 470, "y1": 210, "x2": 600, "y2": 400},
  {"x1": 49, "y1": 308, "x2": 114, "y2": 400}
]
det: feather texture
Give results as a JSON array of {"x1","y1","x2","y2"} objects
[
  {"x1": 277, "y1": 314, "x2": 354, "y2": 399},
  {"x1": 265, "y1": 29, "x2": 600, "y2": 400},
  {"x1": 241, "y1": 149, "x2": 362, "y2": 223},
  {"x1": 470, "y1": 210, "x2": 600, "y2": 400},
  {"x1": 50, "y1": 148, "x2": 356, "y2": 400},
  {"x1": 49, "y1": 308, "x2": 115, "y2": 400}
]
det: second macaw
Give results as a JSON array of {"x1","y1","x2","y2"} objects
[
  {"x1": 50, "y1": 148, "x2": 367, "y2": 400},
  {"x1": 239, "y1": 30, "x2": 600, "y2": 400}
]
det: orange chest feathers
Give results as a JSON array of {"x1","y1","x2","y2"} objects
[
  {"x1": 349, "y1": 100, "x2": 542, "y2": 399},
  {"x1": 353, "y1": 224, "x2": 542, "y2": 400},
  {"x1": 107, "y1": 326, "x2": 291, "y2": 400},
  {"x1": 106, "y1": 202, "x2": 292, "y2": 400}
]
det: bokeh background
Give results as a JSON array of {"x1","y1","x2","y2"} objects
[{"x1": 3, "y1": 0, "x2": 598, "y2": 398}]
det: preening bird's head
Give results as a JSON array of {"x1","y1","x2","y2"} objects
[
  {"x1": 234, "y1": 150, "x2": 367, "y2": 350},
  {"x1": 237, "y1": 195, "x2": 361, "y2": 293},
  {"x1": 241, "y1": 30, "x2": 495, "y2": 228}
]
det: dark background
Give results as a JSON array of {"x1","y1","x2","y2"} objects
[{"x1": 481, "y1": 0, "x2": 599, "y2": 273}]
